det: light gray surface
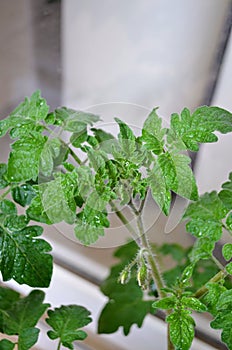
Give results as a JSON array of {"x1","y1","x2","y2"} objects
[{"x1": 62, "y1": 0, "x2": 230, "y2": 123}]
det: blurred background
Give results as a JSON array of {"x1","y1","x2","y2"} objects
[{"x1": 0, "y1": 1, "x2": 232, "y2": 349}]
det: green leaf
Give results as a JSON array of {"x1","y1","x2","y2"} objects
[
  {"x1": 98, "y1": 298, "x2": 152, "y2": 336},
  {"x1": 75, "y1": 166, "x2": 94, "y2": 199},
  {"x1": 167, "y1": 310, "x2": 195, "y2": 350},
  {"x1": 26, "y1": 186, "x2": 52, "y2": 224},
  {"x1": 0, "y1": 224, "x2": 52, "y2": 287},
  {"x1": 170, "y1": 106, "x2": 232, "y2": 152},
  {"x1": 189, "y1": 237, "x2": 215, "y2": 262},
  {"x1": 219, "y1": 173, "x2": 232, "y2": 210},
  {"x1": 142, "y1": 108, "x2": 165, "y2": 155},
  {"x1": 152, "y1": 296, "x2": 177, "y2": 310},
  {"x1": 70, "y1": 129, "x2": 88, "y2": 148},
  {"x1": 0, "y1": 286, "x2": 20, "y2": 311},
  {"x1": 41, "y1": 172, "x2": 77, "y2": 225},
  {"x1": 46, "y1": 305, "x2": 92, "y2": 350},
  {"x1": 86, "y1": 190, "x2": 109, "y2": 212},
  {"x1": 75, "y1": 206, "x2": 109, "y2": 245},
  {"x1": 98, "y1": 243, "x2": 153, "y2": 335},
  {"x1": 226, "y1": 262, "x2": 232, "y2": 274},
  {"x1": 114, "y1": 240, "x2": 138, "y2": 261},
  {"x1": 0, "y1": 200, "x2": 17, "y2": 215},
  {"x1": 162, "y1": 266, "x2": 184, "y2": 288},
  {"x1": 91, "y1": 128, "x2": 115, "y2": 152},
  {"x1": 0, "y1": 164, "x2": 9, "y2": 189},
  {"x1": 0, "y1": 290, "x2": 48, "y2": 350},
  {"x1": 157, "y1": 152, "x2": 198, "y2": 200},
  {"x1": 18, "y1": 328, "x2": 40, "y2": 350},
  {"x1": 158, "y1": 243, "x2": 187, "y2": 263},
  {"x1": 184, "y1": 192, "x2": 227, "y2": 247},
  {"x1": 87, "y1": 148, "x2": 106, "y2": 172},
  {"x1": 40, "y1": 138, "x2": 61, "y2": 177},
  {"x1": 7, "y1": 134, "x2": 46, "y2": 182},
  {"x1": 226, "y1": 212, "x2": 232, "y2": 230},
  {"x1": 202, "y1": 282, "x2": 227, "y2": 316},
  {"x1": 74, "y1": 221, "x2": 104, "y2": 246},
  {"x1": 148, "y1": 164, "x2": 171, "y2": 215},
  {"x1": 115, "y1": 118, "x2": 136, "y2": 157},
  {"x1": 0, "y1": 91, "x2": 49, "y2": 138},
  {"x1": 51, "y1": 107, "x2": 100, "y2": 132},
  {"x1": 211, "y1": 290, "x2": 232, "y2": 349},
  {"x1": 181, "y1": 296, "x2": 207, "y2": 312},
  {"x1": 0, "y1": 339, "x2": 15, "y2": 350},
  {"x1": 221, "y1": 327, "x2": 232, "y2": 350},
  {"x1": 186, "y1": 219, "x2": 222, "y2": 241},
  {"x1": 1, "y1": 290, "x2": 48, "y2": 333},
  {"x1": 11, "y1": 184, "x2": 37, "y2": 207},
  {"x1": 116, "y1": 183, "x2": 131, "y2": 205},
  {"x1": 223, "y1": 243, "x2": 232, "y2": 261},
  {"x1": 191, "y1": 260, "x2": 219, "y2": 292},
  {"x1": 181, "y1": 264, "x2": 195, "y2": 285},
  {"x1": 141, "y1": 129, "x2": 163, "y2": 155},
  {"x1": 4, "y1": 214, "x2": 29, "y2": 231}
]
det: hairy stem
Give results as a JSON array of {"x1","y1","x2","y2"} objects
[
  {"x1": 136, "y1": 212, "x2": 173, "y2": 350},
  {"x1": 194, "y1": 270, "x2": 226, "y2": 299},
  {"x1": 113, "y1": 197, "x2": 172, "y2": 349},
  {"x1": 110, "y1": 201, "x2": 139, "y2": 241},
  {"x1": 137, "y1": 215, "x2": 166, "y2": 299}
]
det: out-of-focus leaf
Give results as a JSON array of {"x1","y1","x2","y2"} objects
[{"x1": 46, "y1": 305, "x2": 92, "y2": 350}]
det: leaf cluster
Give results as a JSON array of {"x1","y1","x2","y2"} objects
[
  {"x1": 1, "y1": 91, "x2": 232, "y2": 349},
  {"x1": 0, "y1": 286, "x2": 92, "y2": 350}
]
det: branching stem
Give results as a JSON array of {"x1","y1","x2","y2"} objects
[{"x1": 110, "y1": 201, "x2": 139, "y2": 242}]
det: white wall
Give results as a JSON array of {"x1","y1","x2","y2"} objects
[
  {"x1": 62, "y1": 0, "x2": 230, "y2": 127},
  {"x1": 195, "y1": 32, "x2": 232, "y2": 193}
]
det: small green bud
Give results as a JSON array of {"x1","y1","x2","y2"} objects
[
  {"x1": 137, "y1": 263, "x2": 148, "y2": 289},
  {"x1": 119, "y1": 268, "x2": 131, "y2": 285}
]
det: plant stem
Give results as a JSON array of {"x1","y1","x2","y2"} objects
[
  {"x1": 168, "y1": 323, "x2": 175, "y2": 350},
  {"x1": 113, "y1": 198, "x2": 172, "y2": 348},
  {"x1": 137, "y1": 215, "x2": 166, "y2": 299},
  {"x1": 128, "y1": 200, "x2": 139, "y2": 216},
  {"x1": 57, "y1": 340, "x2": 62, "y2": 350},
  {"x1": 137, "y1": 208, "x2": 173, "y2": 350},
  {"x1": 212, "y1": 255, "x2": 225, "y2": 270},
  {"x1": 59, "y1": 139, "x2": 82, "y2": 165},
  {"x1": 110, "y1": 201, "x2": 139, "y2": 241},
  {"x1": 194, "y1": 270, "x2": 226, "y2": 299},
  {"x1": 68, "y1": 147, "x2": 82, "y2": 165},
  {"x1": 112, "y1": 200, "x2": 166, "y2": 299}
]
